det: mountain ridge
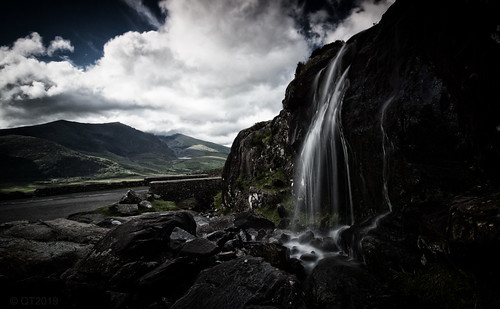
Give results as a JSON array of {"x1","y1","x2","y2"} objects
[{"x1": 0, "y1": 120, "x2": 229, "y2": 187}]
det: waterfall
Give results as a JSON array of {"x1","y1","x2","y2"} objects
[
  {"x1": 380, "y1": 96, "x2": 394, "y2": 212},
  {"x1": 294, "y1": 46, "x2": 354, "y2": 227}
]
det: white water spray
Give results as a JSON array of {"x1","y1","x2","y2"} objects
[
  {"x1": 380, "y1": 96, "x2": 395, "y2": 212},
  {"x1": 294, "y1": 46, "x2": 354, "y2": 227}
]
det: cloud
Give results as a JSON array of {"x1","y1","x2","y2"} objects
[
  {"x1": 47, "y1": 36, "x2": 75, "y2": 56},
  {"x1": 0, "y1": 0, "x2": 393, "y2": 146},
  {"x1": 123, "y1": 0, "x2": 163, "y2": 29},
  {"x1": 306, "y1": 0, "x2": 394, "y2": 45}
]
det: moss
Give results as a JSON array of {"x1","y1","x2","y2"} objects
[
  {"x1": 150, "y1": 200, "x2": 180, "y2": 212},
  {"x1": 254, "y1": 168, "x2": 288, "y2": 193},
  {"x1": 251, "y1": 128, "x2": 272, "y2": 146},
  {"x1": 255, "y1": 205, "x2": 281, "y2": 225}
]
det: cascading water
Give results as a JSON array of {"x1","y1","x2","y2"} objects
[
  {"x1": 294, "y1": 45, "x2": 354, "y2": 228},
  {"x1": 380, "y1": 96, "x2": 395, "y2": 212},
  {"x1": 284, "y1": 46, "x2": 394, "y2": 272}
]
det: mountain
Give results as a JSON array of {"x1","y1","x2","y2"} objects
[
  {"x1": 0, "y1": 120, "x2": 228, "y2": 186},
  {"x1": 158, "y1": 133, "x2": 230, "y2": 174},
  {"x1": 0, "y1": 135, "x2": 131, "y2": 183},
  {"x1": 158, "y1": 133, "x2": 230, "y2": 159}
]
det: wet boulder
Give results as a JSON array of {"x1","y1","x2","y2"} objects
[
  {"x1": 64, "y1": 211, "x2": 196, "y2": 280},
  {"x1": 172, "y1": 257, "x2": 305, "y2": 309},
  {"x1": 234, "y1": 211, "x2": 275, "y2": 231}
]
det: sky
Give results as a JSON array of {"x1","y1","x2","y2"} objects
[{"x1": 0, "y1": 0, "x2": 394, "y2": 146}]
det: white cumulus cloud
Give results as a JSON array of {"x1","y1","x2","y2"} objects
[{"x1": 0, "y1": 0, "x2": 394, "y2": 146}]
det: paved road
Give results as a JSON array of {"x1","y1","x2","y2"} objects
[{"x1": 0, "y1": 187, "x2": 148, "y2": 223}]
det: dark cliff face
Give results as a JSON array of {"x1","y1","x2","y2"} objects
[
  {"x1": 223, "y1": 0, "x2": 500, "y2": 222},
  {"x1": 341, "y1": 0, "x2": 499, "y2": 218}
]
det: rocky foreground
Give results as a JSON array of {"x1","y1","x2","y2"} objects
[{"x1": 1, "y1": 187, "x2": 499, "y2": 309}]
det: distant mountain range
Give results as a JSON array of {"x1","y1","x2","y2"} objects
[{"x1": 0, "y1": 120, "x2": 230, "y2": 186}]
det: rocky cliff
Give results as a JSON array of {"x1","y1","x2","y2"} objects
[
  {"x1": 223, "y1": 1, "x2": 500, "y2": 306},
  {"x1": 223, "y1": 0, "x2": 499, "y2": 222}
]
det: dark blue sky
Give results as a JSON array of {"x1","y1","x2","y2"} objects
[
  {"x1": 1, "y1": 0, "x2": 164, "y2": 66},
  {"x1": 0, "y1": 0, "x2": 359, "y2": 67}
]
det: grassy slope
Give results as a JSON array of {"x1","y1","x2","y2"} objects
[
  {"x1": 0, "y1": 120, "x2": 177, "y2": 167},
  {"x1": 0, "y1": 121, "x2": 230, "y2": 193},
  {"x1": 158, "y1": 133, "x2": 230, "y2": 174},
  {"x1": 0, "y1": 135, "x2": 135, "y2": 186}
]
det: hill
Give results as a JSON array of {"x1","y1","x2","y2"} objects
[
  {"x1": 0, "y1": 120, "x2": 177, "y2": 176},
  {"x1": 158, "y1": 133, "x2": 230, "y2": 158},
  {"x1": 0, "y1": 121, "x2": 229, "y2": 189},
  {"x1": 158, "y1": 133, "x2": 230, "y2": 174},
  {"x1": 0, "y1": 135, "x2": 133, "y2": 184}
]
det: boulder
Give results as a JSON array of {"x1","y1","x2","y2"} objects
[
  {"x1": 298, "y1": 230, "x2": 315, "y2": 244},
  {"x1": 234, "y1": 211, "x2": 275, "y2": 231},
  {"x1": 304, "y1": 256, "x2": 389, "y2": 309},
  {"x1": 0, "y1": 219, "x2": 108, "y2": 280},
  {"x1": 110, "y1": 203, "x2": 139, "y2": 216},
  {"x1": 138, "y1": 257, "x2": 207, "y2": 299},
  {"x1": 171, "y1": 257, "x2": 306, "y2": 309},
  {"x1": 243, "y1": 242, "x2": 289, "y2": 270},
  {"x1": 138, "y1": 200, "x2": 153, "y2": 210},
  {"x1": 119, "y1": 189, "x2": 142, "y2": 204},
  {"x1": 65, "y1": 211, "x2": 197, "y2": 279},
  {"x1": 196, "y1": 215, "x2": 235, "y2": 235},
  {"x1": 170, "y1": 226, "x2": 196, "y2": 251},
  {"x1": 179, "y1": 238, "x2": 219, "y2": 258}
]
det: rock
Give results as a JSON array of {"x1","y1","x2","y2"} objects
[
  {"x1": 277, "y1": 204, "x2": 290, "y2": 218},
  {"x1": 65, "y1": 211, "x2": 197, "y2": 279},
  {"x1": 447, "y1": 190, "x2": 500, "y2": 267},
  {"x1": 0, "y1": 237, "x2": 93, "y2": 280},
  {"x1": 300, "y1": 252, "x2": 318, "y2": 262},
  {"x1": 110, "y1": 203, "x2": 139, "y2": 216},
  {"x1": 322, "y1": 237, "x2": 338, "y2": 252},
  {"x1": 0, "y1": 219, "x2": 108, "y2": 280},
  {"x1": 170, "y1": 227, "x2": 196, "y2": 252},
  {"x1": 243, "y1": 242, "x2": 289, "y2": 269},
  {"x1": 171, "y1": 257, "x2": 306, "y2": 309},
  {"x1": 278, "y1": 218, "x2": 291, "y2": 229},
  {"x1": 68, "y1": 212, "x2": 107, "y2": 226},
  {"x1": 310, "y1": 237, "x2": 323, "y2": 250},
  {"x1": 234, "y1": 211, "x2": 275, "y2": 231},
  {"x1": 206, "y1": 230, "x2": 235, "y2": 248},
  {"x1": 138, "y1": 257, "x2": 207, "y2": 299},
  {"x1": 179, "y1": 238, "x2": 219, "y2": 258},
  {"x1": 196, "y1": 215, "x2": 234, "y2": 235},
  {"x1": 304, "y1": 256, "x2": 384, "y2": 309},
  {"x1": 138, "y1": 200, "x2": 153, "y2": 210},
  {"x1": 119, "y1": 189, "x2": 142, "y2": 204},
  {"x1": 298, "y1": 230, "x2": 314, "y2": 244},
  {"x1": 108, "y1": 261, "x2": 159, "y2": 291}
]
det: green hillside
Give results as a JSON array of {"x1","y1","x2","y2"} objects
[
  {"x1": 0, "y1": 120, "x2": 177, "y2": 175},
  {"x1": 158, "y1": 134, "x2": 230, "y2": 174},
  {"x1": 158, "y1": 133, "x2": 230, "y2": 158},
  {"x1": 0, "y1": 135, "x2": 134, "y2": 185},
  {"x1": 0, "y1": 121, "x2": 230, "y2": 192}
]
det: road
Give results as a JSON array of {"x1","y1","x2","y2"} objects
[{"x1": 0, "y1": 187, "x2": 148, "y2": 223}]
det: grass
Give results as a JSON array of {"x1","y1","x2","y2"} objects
[
  {"x1": 84, "y1": 199, "x2": 180, "y2": 217},
  {"x1": 164, "y1": 156, "x2": 227, "y2": 175}
]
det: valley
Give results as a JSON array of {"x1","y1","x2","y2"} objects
[{"x1": 0, "y1": 120, "x2": 229, "y2": 196}]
